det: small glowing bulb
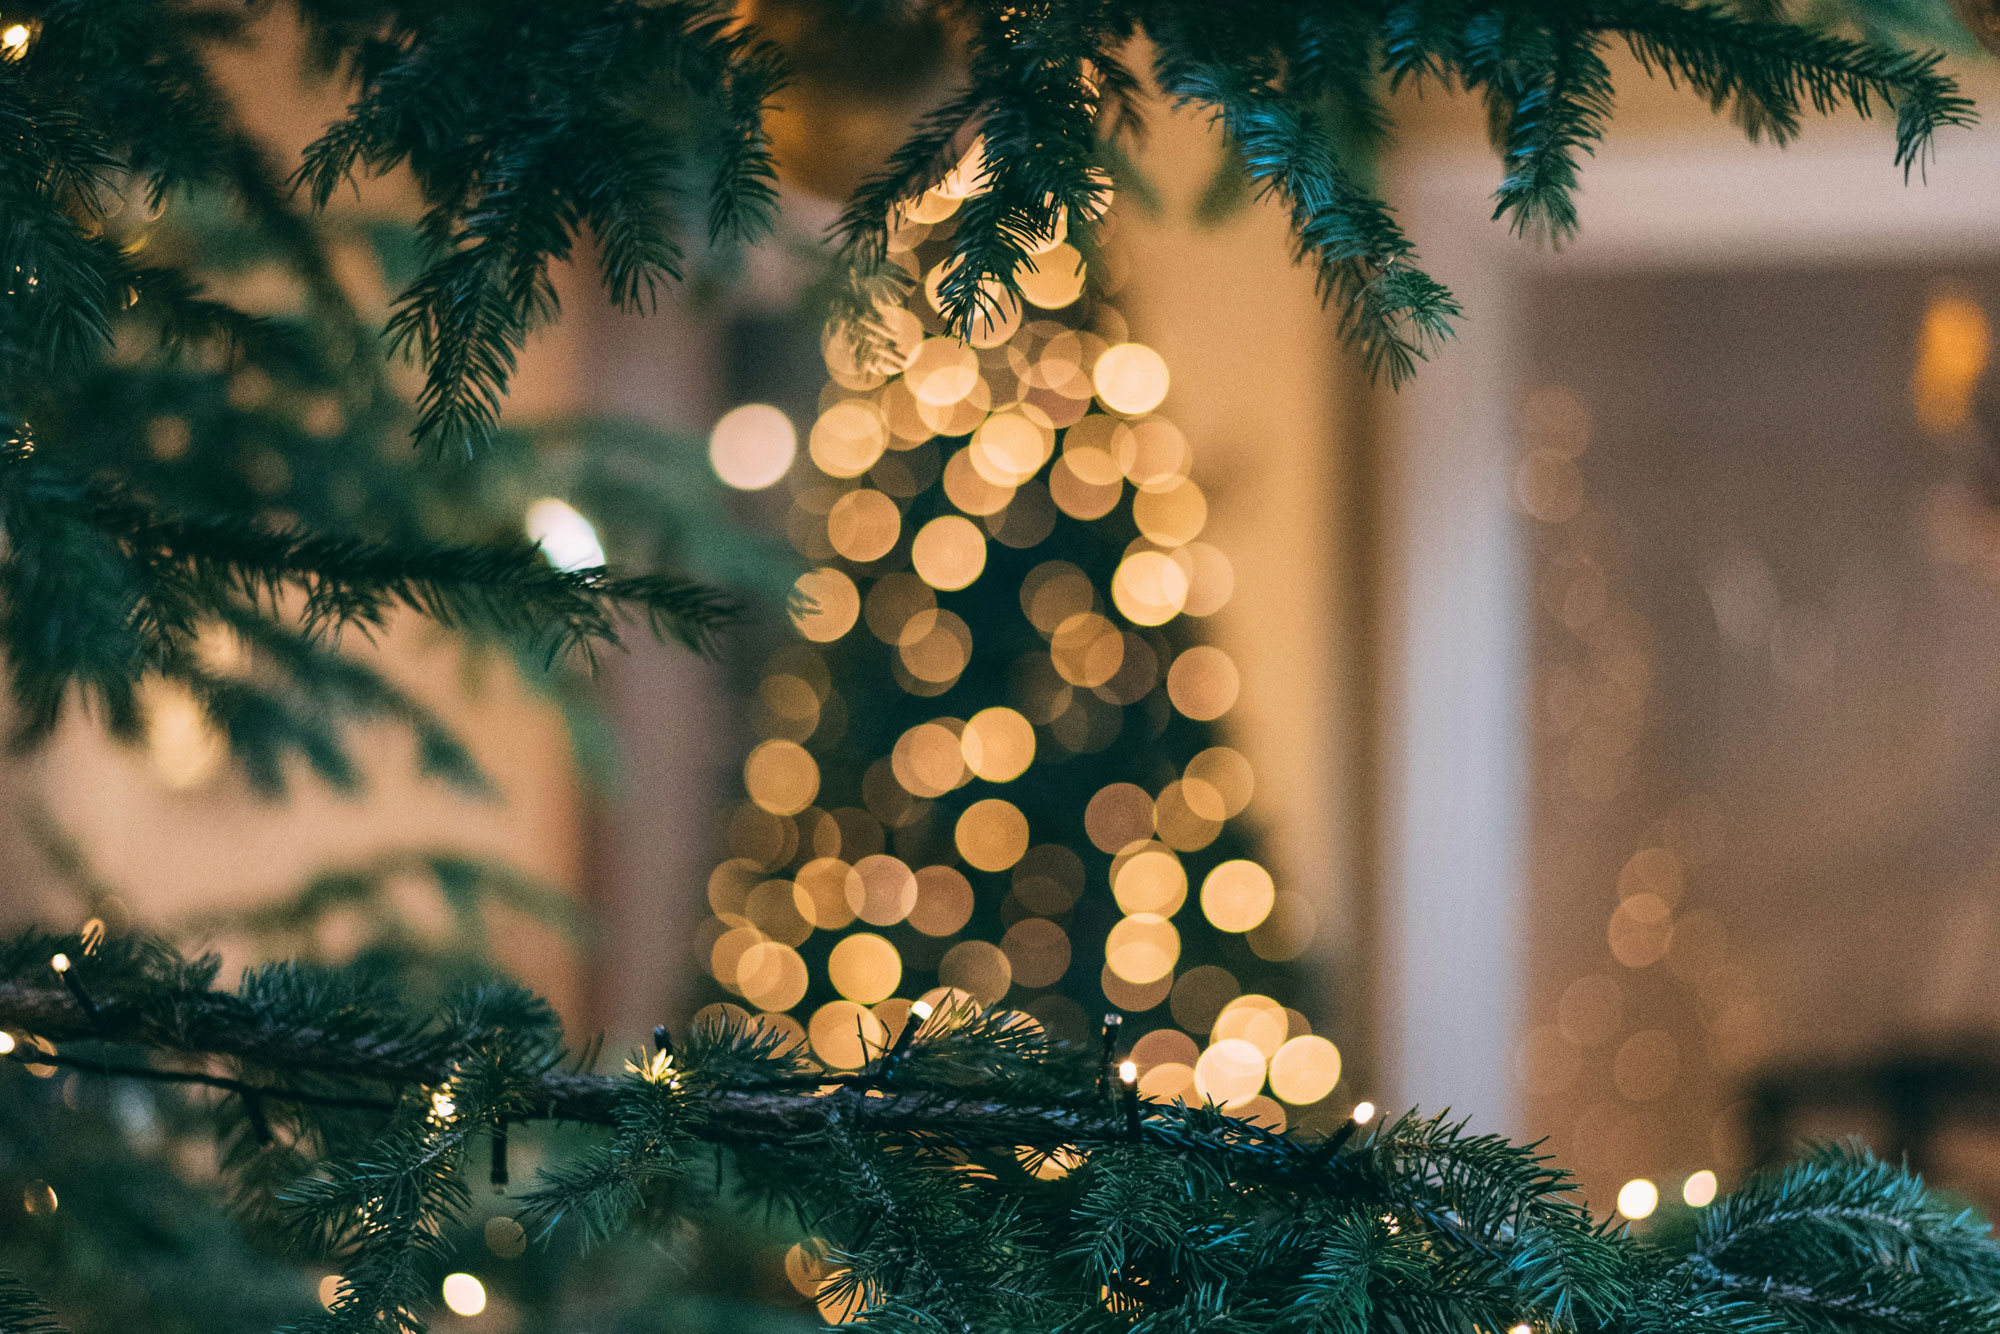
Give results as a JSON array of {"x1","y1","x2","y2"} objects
[
  {"x1": 49, "y1": 953, "x2": 70, "y2": 973},
  {"x1": 440, "y1": 1273, "x2": 487, "y2": 1317},
  {"x1": 1510, "y1": 1324, "x2": 1533, "y2": 1334},
  {"x1": 910, "y1": 999, "x2": 934, "y2": 1021},
  {"x1": 430, "y1": 1091, "x2": 457, "y2": 1122},
  {"x1": 1616, "y1": 1178, "x2": 1660, "y2": 1221},
  {"x1": 1683, "y1": 1169, "x2": 1719, "y2": 1208},
  {"x1": 1351, "y1": 1100, "x2": 1376, "y2": 1125},
  {"x1": 1118, "y1": 1060, "x2": 1138, "y2": 1086},
  {"x1": 1, "y1": 24, "x2": 29, "y2": 54},
  {"x1": 0, "y1": 1032, "x2": 13, "y2": 1054},
  {"x1": 523, "y1": 497, "x2": 605, "y2": 573}
]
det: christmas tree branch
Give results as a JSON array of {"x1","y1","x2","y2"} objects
[{"x1": 4, "y1": 931, "x2": 2000, "y2": 1334}]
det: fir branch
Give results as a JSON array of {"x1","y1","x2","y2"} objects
[{"x1": 0, "y1": 1273, "x2": 67, "y2": 1334}]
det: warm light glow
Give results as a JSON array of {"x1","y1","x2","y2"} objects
[
  {"x1": 736, "y1": 940, "x2": 809, "y2": 1011},
  {"x1": 828, "y1": 933, "x2": 902, "y2": 1005},
  {"x1": 710, "y1": 403, "x2": 798, "y2": 489},
  {"x1": 1, "y1": 24, "x2": 29, "y2": 55},
  {"x1": 430, "y1": 1090, "x2": 457, "y2": 1122},
  {"x1": 847, "y1": 854, "x2": 920, "y2": 926},
  {"x1": 1616, "y1": 1178, "x2": 1660, "y2": 1220},
  {"x1": 910, "y1": 999, "x2": 935, "y2": 1021},
  {"x1": 1113, "y1": 848, "x2": 1188, "y2": 917},
  {"x1": 441, "y1": 1273, "x2": 487, "y2": 1317},
  {"x1": 1110, "y1": 550, "x2": 1190, "y2": 626},
  {"x1": 1118, "y1": 1059, "x2": 1138, "y2": 1086},
  {"x1": 1105, "y1": 914, "x2": 1180, "y2": 985},
  {"x1": 955, "y1": 798, "x2": 1030, "y2": 871},
  {"x1": 912, "y1": 515, "x2": 987, "y2": 590},
  {"x1": 1014, "y1": 244, "x2": 1087, "y2": 309},
  {"x1": 791, "y1": 567, "x2": 860, "y2": 642},
  {"x1": 1167, "y1": 645, "x2": 1240, "y2": 720},
  {"x1": 744, "y1": 738, "x2": 820, "y2": 816},
  {"x1": 524, "y1": 497, "x2": 605, "y2": 572},
  {"x1": 1268, "y1": 1035, "x2": 1343, "y2": 1105},
  {"x1": 1351, "y1": 1101, "x2": 1377, "y2": 1125},
  {"x1": 961, "y1": 706, "x2": 1036, "y2": 781},
  {"x1": 1093, "y1": 343, "x2": 1170, "y2": 415},
  {"x1": 1683, "y1": 1169, "x2": 1719, "y2": 1208},
  {"x1": 808, "y1": 401, "x2": 886, "y2": 479},
  {"x1": 810, "y1": 1000, "x2": 888, "y2": 1069},
  {"x1": 1193, "y1": 1037, "x2": 1266, "y2": 1107},
  {"x1": 938, "y1": 939, "x2": 1012, "y2": 1006},
  {"x1": 1511, "y1": 1323, "x2": 1534, "y2": 1334},
  {"x1": 1201, "y1": 860, "x2": 1276, "y2": 933},
  {"x1": 1913, "y1": 292, "x2": 1991, "y2": 437},
  {"x1": 49, "y1": 953, "x2": 69, "y2": 973},
  {"x1": 909, "y1": 865, "x2": 976, "y2": 936},
  {"x1": 826, "y1": 489, "x2": 901, "y2": 562},
  {"x1": 0, "y1": 1032, "x2": 13, "y2": 1054}
]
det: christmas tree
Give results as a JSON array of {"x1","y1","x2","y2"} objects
[
  {"x1": 1, "y1": 1, "x2": 1997, "y2": 1332},
  {"x1": 698, "y1": 189, "x2": 1339, "y2": 1134}
]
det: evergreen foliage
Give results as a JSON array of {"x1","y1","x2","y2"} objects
[
  {"x1": 4, "y1": 930, "x2": 2000, "y2": 1333},
  {"x1": 0, "y1": 0, "x2": 1978, "y2": 783}
]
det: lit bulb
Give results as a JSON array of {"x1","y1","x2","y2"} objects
[
  {"x1": 49, "y1": 953, "x2": 69, "y2": 973},
  {"x1": 1616, "y1": 1178, "x2": 1659, "y2": 1220},
  {"x1": 430, "y1": 1091, "x2": 457, "y2": 1122},
  {"x1": 1682, "y1": 1169, "x2": 1719, "y2": 1208},
  {"x1": 1351, "y1": 1100, "x2": 1376, "y2": 1125},
  {"x1": 0, "y1": 1032, "x2": 14, "y2": 1054},
  {"x1": 910, "y1": 999, "x2": 935, "y2": 1021},
  {"x1": 523, "y1": 497, "x2": 605, "y2": 573},
  {"x1": 1510, "y1": 1324, "x2": 1533, "y2": 1334},
  {"x1": 1118, "y1": 1060, "x2": 1138, "y2": 1086},
  {"x1": 440, "y1": 1273, "x2": 487, "y2": 1317},
  {"x1": 0, "y1": 24, "x2": 29, "y2": 55}
]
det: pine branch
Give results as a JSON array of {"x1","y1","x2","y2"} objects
[
  {"x1": 4, "y1": 932, "x2": 2000, "y2": 1334},
  {"x1": 0, "y1": 1274, "x2": 66, "y2": 1334}
]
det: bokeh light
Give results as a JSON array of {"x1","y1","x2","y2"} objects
[
  {"x1": 710, "y1": 403, "x2": 798, "y2": 489},
  {"x1": 1092, "y1": 342, "x2": 1170, "y2": 415}
]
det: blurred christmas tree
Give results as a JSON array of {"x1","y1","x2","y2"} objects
[{"x1": 698, "y1": 161, "x2": 1348, "y2": 1135}]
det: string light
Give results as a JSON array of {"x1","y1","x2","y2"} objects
[
  {"x1": 626, "y1": 1049, "x2": 680, "y2": 1087},
  {"x1": 49, "y1": 953, "x2": 69, "y2": 973},
  {"x1": 1616, "y1": 1178, "x2": 1659, "y2": 1220},
  {"x1": 1351, "y1": 1100, "x2": 1377, "y2": 1125},
  {"x1": 0, "y1": 23, "x2": 29, "y2": 57},
  {"x1": 440, "y1": 1273, "x2": 487, "y2": 1317},
  {"x1": 1682, "y1": 1169, "x2": 1719, "y2": 1208},
  {"x1": 429, "y1": 1090, "x2": 458, "y2": 1123},
  {"x1": 523, "y1": 498, "x2": 605, "y2": 572},
  {"x1": 0, "y1": 1032, "x2": 13, "y2": 1054},
  {"x1": 692, "y1": 199, "x2": 1349, "y2": 1122}
]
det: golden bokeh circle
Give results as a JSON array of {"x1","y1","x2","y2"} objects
[
  {"x1": 1132, "y1": 480, "x2": 1207, "y2": 547},
  {"x1": 1201, "y1": 860, "x2": 1277, "y2": 933},
  {"x1": 1167, "y1": 645, "x2": 1240, "y2": 720},
  {"x1": 912, "y1": 515, "x2": 988, "y2": 591},
  {"x1": 1113, "y1": 848, "x2": 1188, "y2": 916},
  {"x1": 793, "y1": 857, "x2": 861, "y2": 930},
  {"x1": 955, "y1": 798, "x2": 1031, "y2": 871},
  {"x1": 847, "y1": 854, "x2": 920, "y2": 926},
  {"x1": 1105, "y1": 913, "x2": 1180, "y2": 985},
  {"x1": 808, "y1": 400, "x2": 888, "y2": 478},
  {"x1": 828, "y1": 933, "x2": 903, "y2": 1005},
  {"x1": 791, "y1": 567, "x2": 860, "y2": 642},
  {"x1": 1131, "y1": 1027, "x2": 1199, "y2": 1072},
  {"x1": 1193, "y1": 1037, "x2": 1266, "y2": 1107},
  {"x1": 909, "y1": 865, "x2": 976, "y2": 936},
  {"x1": 1093, "y1": 342, "x2": 1170, "y2": 415},
  {"x1": 826, "y1": 489, "x2": 902, "y2": 563},
  {"x1": 1085, "y1": 782, "x2": 1156, "y2": 853},
  {"x1": 709, "y1": 403, "x2": 797, "y2": 490},
  {"x1": 939, "y1": 939, "x2": 1013, "y2": 1005},
  {"x1": 892, "y1": 721, "x2": 968, "y2": 797},
  {"x1": 1213, "y1": 994, "x2": 1288, "y2": 1058},
  {"x1": 961, "y1": 706, "x2": 1037, "y2": 782},
  {"x1": 744, "y1": 739, "x2": 820, "y2": 816},
  {"x1": 1000, "y1": 917, "x2": 1071, "y2": 988},
  {"x1": 810, "y1": 999, "x2": 888, "y2": 1070},
  {"x1": 736, "y1": 940, "x2": 809, "y2": 1011},
  {"x1": 1111, "y1": 550, "x2": 1190, "y2": 626}
]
